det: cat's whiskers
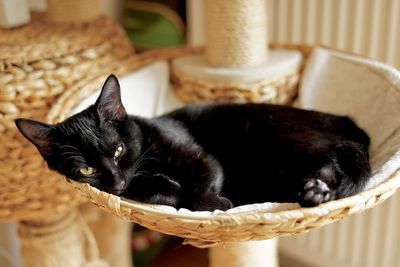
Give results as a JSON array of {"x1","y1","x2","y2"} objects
[
  {"x1": 133, "y1": 157, "x2": 160, "y2": 173},
  {"x1": 133, "y1": 148, "x2": 152, "y2": 169},
  {"x1": 132, "y1": 148, "x2": 160, "y2": 174},
  {"x1": 133, "y1": 148, "x2": 150, "y2": 165}
]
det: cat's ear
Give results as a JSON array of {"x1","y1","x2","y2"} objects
[
  {"x1": 95, "y1": 74, "x2": 127, "y2": 121},
  {"x1": 15, "y1": 119, "x2": 53, "y2": 154}
]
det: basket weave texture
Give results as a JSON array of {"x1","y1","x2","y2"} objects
[
  {"x1": 171, "y1": 67, "x2": 300, "y2": 104},
  {"x1": 170, "y1": 44, "x2": 316, "y2": 104},
  {"x1": 46, "y1": 45, "x2": 400, "y2": 248},
  {"x1": 0, "y1": 14, "x2": 134, "y2": 221}
]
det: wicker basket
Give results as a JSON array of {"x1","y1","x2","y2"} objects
[
  {"x1": 0, "y1": 14, "x2": 133, "y2": 221},
  {"x1": 170, "y1": 44, "x2": 308, "y2": 105},
  {"x1": 45, "y1": 44, "x2": 400, "y2": 248}
]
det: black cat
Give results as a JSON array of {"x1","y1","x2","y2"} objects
[{"x1": 15, "y1": 75, "x2": 371, "y2": 211}]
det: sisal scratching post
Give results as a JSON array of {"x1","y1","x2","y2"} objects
[
  {"x1": 172, "y1": 0, "x2": 303, "y2": 104},
  {"x1": 210, "y1": 240, "x2": 278, "y2": 267},
  {"x1": 18, "y1": 210, "x2": 108, "y2": 267},
  {"x1": 81, "y1": 204, "x2": 133, "y2": 267},
  {"x1": 46, "y1": 0, "x2": 102, "y2": 23},
  {"x1": 205, "y1": 0, "x2": 268, "y2": 67}
]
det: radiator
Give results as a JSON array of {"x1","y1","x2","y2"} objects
[
  {"x1": 187, "y1": 1, "x2": 400, "y2": 266},
  {"x1": 268, "y1": 0, "x2": 400, "y2": 68}
]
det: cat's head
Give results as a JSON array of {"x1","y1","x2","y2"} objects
[{"x1": 15, "y1": 74, "x2": 144, "y2": 195}]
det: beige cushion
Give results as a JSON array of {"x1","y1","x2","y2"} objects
[{"x1": 299, "y1": 48, "x2": 400, "y2": 189}]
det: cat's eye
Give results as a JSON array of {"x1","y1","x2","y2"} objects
[
  {"x1": 114, "y1": 145, "x2": 123, "y2": 158},
  {"x1": 80, "y1": 167, "x2": 96, "y2": 176}
]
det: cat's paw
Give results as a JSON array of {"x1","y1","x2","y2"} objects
[
  {"x1": 298, "y1": 178, "x2": 336, "y2": 207},
  {"x1": 190, "y1": 195, "x2": 233, "y2": 211},
  {"x1": 216, "y1": 196, "x2": 234, "y2": 211},
  {"x1": 298, "y1": 163, "x2": 337, "y2": 207}
]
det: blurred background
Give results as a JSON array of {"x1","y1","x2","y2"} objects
[{"x1": 1, "y1": 0, "x2": 400, "y2": 267}]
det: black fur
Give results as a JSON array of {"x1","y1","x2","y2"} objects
[{"x1": 15, "y1": 75, "x2": 372, "y2": 211}]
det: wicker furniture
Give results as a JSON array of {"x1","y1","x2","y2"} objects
[{"x1": 0, "y1": 12, "x2": 134, "y2": 267}]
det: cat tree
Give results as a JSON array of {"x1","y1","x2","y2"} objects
[
  {"x1": 0, "y1": 1, "x2": 134, "y2": 267},
  {"x1": 2, "y1": 0, "x2": 400, "y2": 267}
]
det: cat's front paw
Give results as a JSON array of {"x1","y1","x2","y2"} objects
[
  {"x1": 217, "y1": 196, "x2": 234, "y2": 211},
  {"x1": 298, "y1": 178, "x2": 336, "y2": 207},
  {"x1": 190, "y1": 195, "x2": 233, "y2": 211}
]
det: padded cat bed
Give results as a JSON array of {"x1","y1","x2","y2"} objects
[{"x1": 47, "y1": 45, "x2": 400, "y2": 248}]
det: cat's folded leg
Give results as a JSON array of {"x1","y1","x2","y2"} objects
[
  {"x1": 298, "y1": 163, "x2": 337, "y2": 207},
  {"x1": 190, "y1": 192, "x2": 233, "y2": 211},
  {"x1": 151, "y1": 173, "x2": 182, "y2": 194},
  {"x1": 123, "y1": 173, "x2": 182, "y2": 207}
]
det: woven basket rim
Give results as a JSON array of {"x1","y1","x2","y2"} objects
[
  {"x1": 69, "y1": 169, "x2": 400, "y2": 223},
  {"x1": 48, "y1": 44, "x2": 400, "y2": 227}
]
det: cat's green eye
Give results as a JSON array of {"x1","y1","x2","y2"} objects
[
  {"x1": 80, "y1": 167, "x2": 96, "y2": 176},
  {"x1": 114, "y1": 145, "x2": 123, "y2": 158}
]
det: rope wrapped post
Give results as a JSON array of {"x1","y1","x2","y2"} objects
[
  {"x1": 204, "y1": 0, "x2": 268, "y2": 67},
  {"x1": 46, "y1": 0, "x2": 102, "y2": 23},
  {"x1": 210, "y1": 240, "x2": 278, "y2": 267},
  {"x1": 81, "y1": 204, "x2": 133, "y2": 267},
  {"x1": 18, "y1": 210, "x2": 108, "y2": 267}
]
